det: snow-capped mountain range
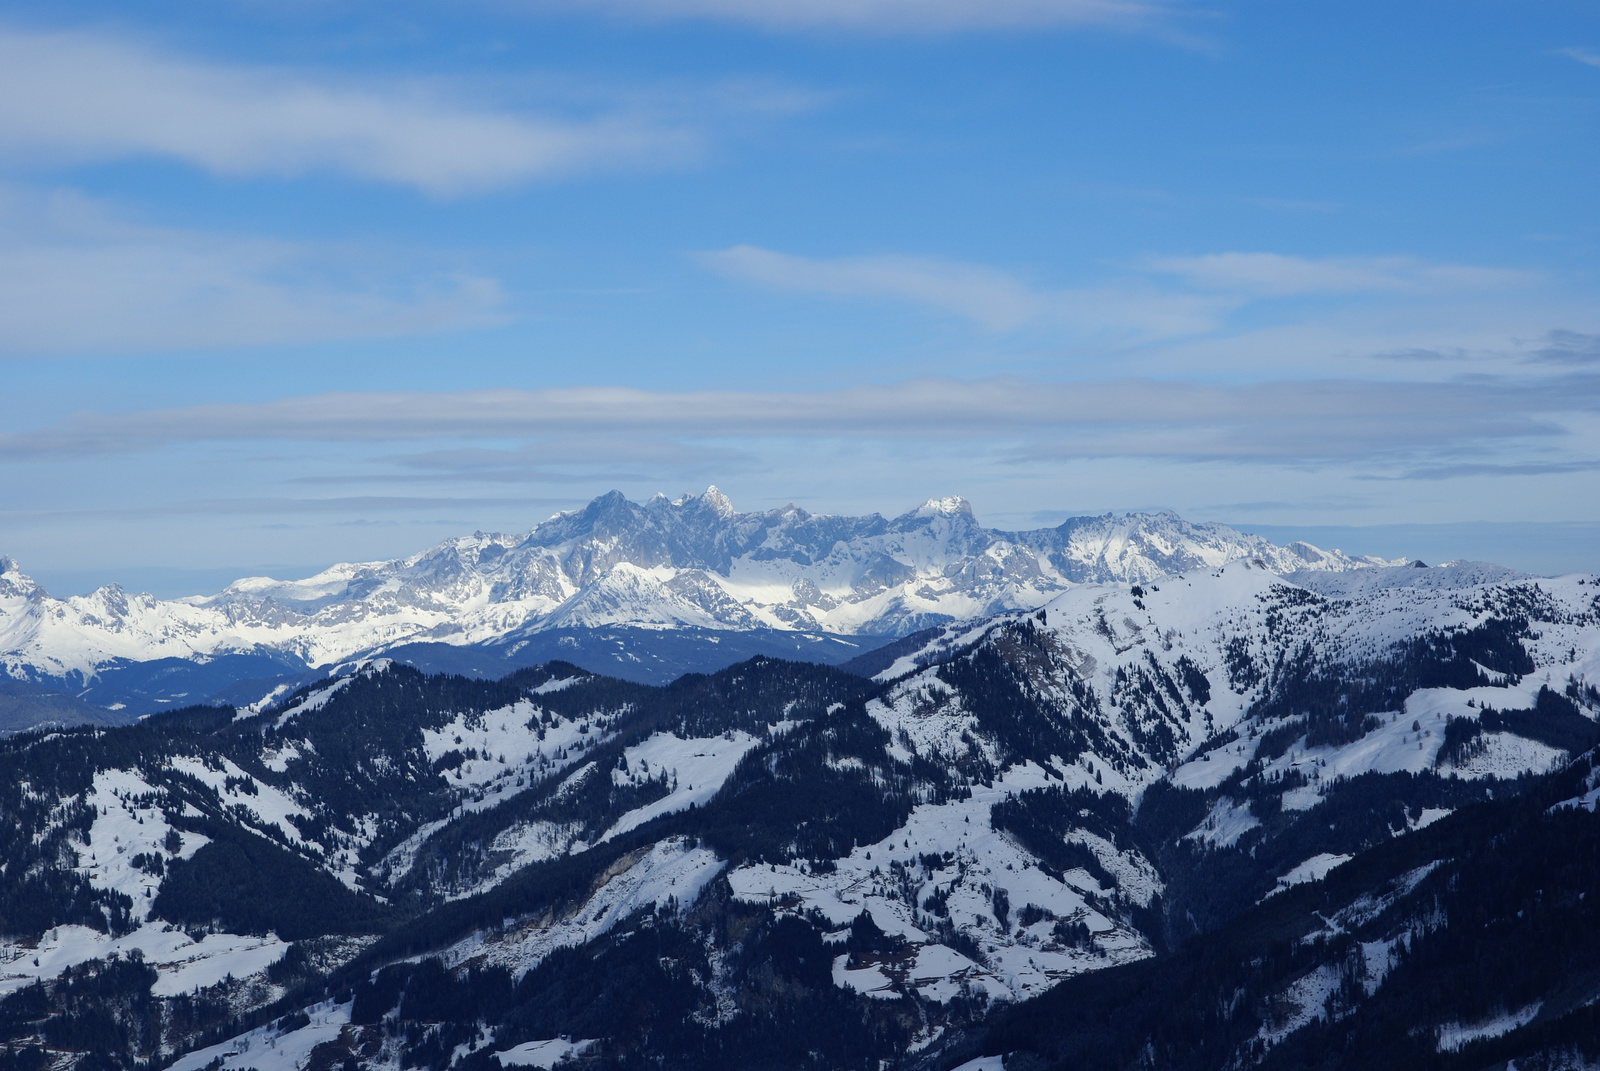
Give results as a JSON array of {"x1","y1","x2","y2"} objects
[{"x1": 0, "y1": 487, "x2": 1402, "y2": 689}]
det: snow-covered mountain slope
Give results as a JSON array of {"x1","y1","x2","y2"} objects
[
  {"x1": 0, "y1": 490, "x2": 1401, "y2": 693},
  {"x1": 847, "y1": 559, "x2": 1600, "y2": 926},
  {"x1": 4, "y1": 558, "x2": 1597, "y2": 1071},
  {"x1": 890, "y1": 560, "x2": 1600, "y2": 770}
]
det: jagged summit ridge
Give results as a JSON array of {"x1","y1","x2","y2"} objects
[{"x1": 0, "y1": 488, "x2": 1403, "y2": 681}]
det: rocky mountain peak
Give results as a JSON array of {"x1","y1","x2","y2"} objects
[
  {"x1": 0, "y1": 490, "x2": 1411, "y2": 692},
  {"x1": 697, "y1": 484, "x2": 735, "y2": 518},
  {"x1": 908, "y1": 496, "x2": 974, "y2": 518}
]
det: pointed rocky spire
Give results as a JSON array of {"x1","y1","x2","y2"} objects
[{"x1": 698, "y1": 485, "x2": 735, "y2": 519}]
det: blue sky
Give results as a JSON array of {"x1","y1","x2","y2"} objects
[{"x1": 1, "y1": 0, "x2": 1598, "y2": 594}]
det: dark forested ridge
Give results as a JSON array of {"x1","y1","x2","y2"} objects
[
  {"x1": 2, "y1": 563, "x2": 1599, "y2": 1071},
  {"x1": 963, "y1": 751, "x2": 1600, "y2": 1071},
  {"x1": 0, "y1": 628, "x2": 879, "y2": 727}
]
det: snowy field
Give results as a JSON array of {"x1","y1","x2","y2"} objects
[
  {"x1": 0, "y1": 924, "x2": 286, "y2": 998},
  {"x1": 165, "y1": 1000, "x2": 353, "y2": 1071},
  {"x1": 600, "y1": 731, "x2": 762, "y2": 840},
  {"x1": 728, "y1": 759, "x2": 1158, "y2": 1003}
]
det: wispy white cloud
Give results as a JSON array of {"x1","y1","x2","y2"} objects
[
  {"x1": 0, "y1": 495, "x2": 572, "y2": 523},
  {"x1": 1361, "y1": 459, "x2": 1600, "y2": 481},
  {"x1": 698, "y1": 245, "x2": 1047, "y2": 329},
  {"x1": 1146, "y1": 251, "x2": 1533, "y2": 297},
  {"x1": 6, "y1": 375, "x2": 1596, "y2": 469},
  {"x1": 698, "y1": 245, "x2": 1535, "y2": 339},
  {"x1": 1556, "y1": 47, "x2": 1600, "y2": 68},
  {"x1": 0, "y1": 28, "x2": 697, "y2": 194},
  {"x1": 1527, "y1": 329, "x2": 1600, "y2": 365},
  {"x1": 698, "y1": 245, "x2": 1227, "y2": 336},
  {"x1": 0, "y1": 188, "x2": 506, "y2": 353},
  {"x1": 542, "y1": 0, "x2": 1179, "y2": 33}
]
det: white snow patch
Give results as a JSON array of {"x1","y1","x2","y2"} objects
[
  {"x1": 1553, "y1": 759, "x2": 1600, "y2": 813},
  {"x1": 1184, "y1": 797, "x2": 1260, "y2": 849},
  {"x1": 1358, "y1": 937, "x2": 1401, "y2": 996},
  {"x1": 261, "y1": 742, "x2": 304, "y2": 774},
  {"x1": 0, "y1": 924, "x2": 286, "y2": 998},
  {"x1": 1258, "y1": 965, "x2": 1341, "y2": 1046},
  {"x1": 832, "y1": 955, "x2": 900, "y2": 1000},
  {"x1": 1305, "y1": 862, "x2": 1444, "y2": 941},
  {"x1": 1412, "y1": 807, "x2": 1453, "y2": 829},
  {"x1": 444, "y1": 837, "x2": 723, "y2": 979},
  {"x1": 1205, "y1": 684, "x2": 1576, "y2": 821},
  {"x1": 81, "y1": 768, "x2": 205, "y2": 922},
  {"x1": 727, "y1": 760, "x2": 1155, "y2": 1003},
  {"x1": 272, "y1": 678, "x2": 350, "y2": 728},
  {"x1": 170, "y1": 755, "x2": 310, "y2": 847},
  {"x1": 166, "y1": 1000, "x2": 351, "y2": 1071},
  {"x1": 1406, "y1": 682, "x2": 1546, "y2": 723},
  {"x1": 240, "y1": 682, "x2": 295, "y2": 717},
  {"x1": 599, "y1": 732, "x2": 762, "y2": 841},
  {"x1": 1445, "y1": 732, "x2": 1566, "y2": 779},
  {"x1": 1265, "y1": 853, "x2": 1351, "y2": 899},
  {"x1": 1437, "y1": 1002, "x2": 1542, "y2": 1052},
  {"x1": 424, "y1": 700, "x2": 613, "y2": 808},
  {"x1": 494, "y1": 1038, "x2": 597, "y2": 1068},
  {"x1": 1172, "y1": 736, "x2": 1261, "y2": 792},
  {"x1": 437, "y1": 819, "x2": 587, "y2": 903},
  {"x1": 554, "y1": 762, "x2": 596, "y2": 797},
  {"x1": 531, "y1": 676, "x2": 585, "y2": 695}
]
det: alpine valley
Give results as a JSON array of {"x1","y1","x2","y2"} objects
[{"x1": 4, "y1": 496, "x2": 1600, "y2": 1071}]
